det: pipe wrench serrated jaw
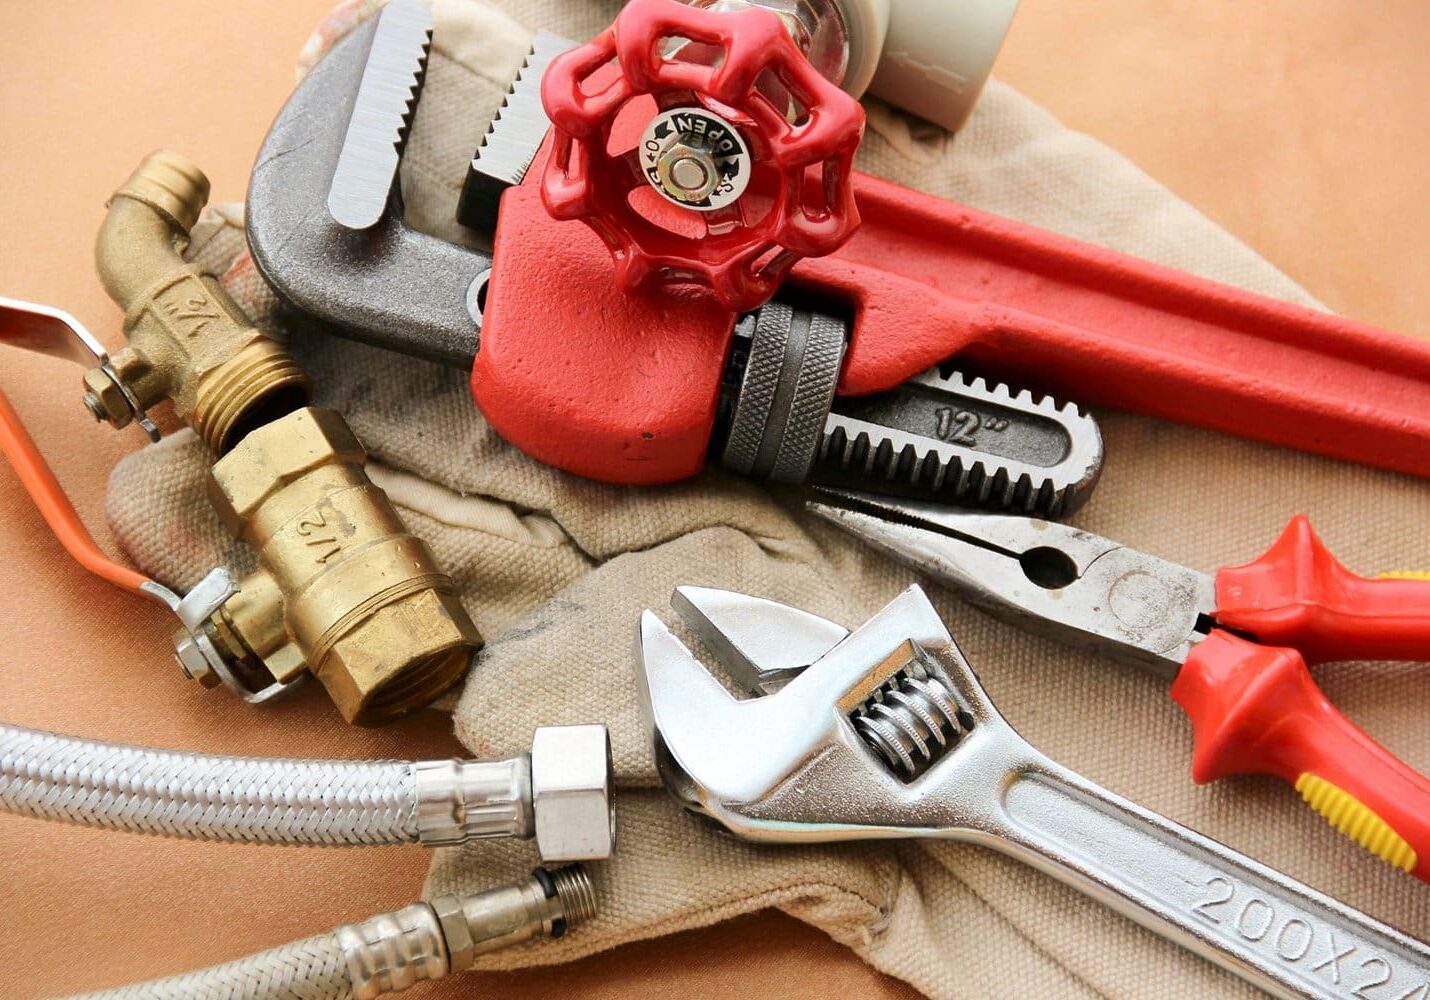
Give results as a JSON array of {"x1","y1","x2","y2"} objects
[{"x1": 637, "y1": 585, "x2": 1012, "y2": 842}]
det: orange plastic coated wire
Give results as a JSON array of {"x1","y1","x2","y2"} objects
[{"x1": 0, "y1": 387, "x2": 149, "y2": 594}]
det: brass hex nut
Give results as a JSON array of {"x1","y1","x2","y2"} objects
[
  {"x1": 530, "y1": 725, "x2": 615, "y2": 862},
  {"x1": 319, "y1": 587, "x2": 478, "y2": 726},
  {"x1": 207, "y1": 407, "x2": 365, "y2": 533}
]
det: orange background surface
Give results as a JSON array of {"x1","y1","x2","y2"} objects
[{"x1": 1, "y1": 2, "x2": 1428, "y2": 997}]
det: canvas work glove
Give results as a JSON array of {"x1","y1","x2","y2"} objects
[{"x1": 107, "y1": 1, "x2": 1430, "y2": 995}]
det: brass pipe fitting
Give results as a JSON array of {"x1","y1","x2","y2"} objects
[
  {"x1": 196, "y1": 406, "x2": 481, "y2": 724},
  {"x1": 89, "y1": 150, "x2": 310, "y2": 454}
]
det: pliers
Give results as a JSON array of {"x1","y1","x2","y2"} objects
[{"x1": 810, "y1": 490, "x2": 1430, "y2": 881}]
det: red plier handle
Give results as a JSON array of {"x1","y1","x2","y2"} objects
[
  {"x1": 1171, "y1": 516, "x2": 1430, "y2": 879},
  {"x1": 1173, "y1": 632, "x2": 1430, "y2": 878},
  {"x1": 1216, "y1": 515, "x2": 1430, "y2": 663}
]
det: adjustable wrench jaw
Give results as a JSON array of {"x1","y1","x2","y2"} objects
[
  {"x1": 637, "y1": 585, "x2": 1030, "y2": 843},
  {"x1": 641, "y1": 588, "x2": 1430, "y2": 1000}
]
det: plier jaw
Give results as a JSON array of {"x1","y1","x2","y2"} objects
[{"x1": 807, "y1": 489, "x2": 1216, "y2": 679}]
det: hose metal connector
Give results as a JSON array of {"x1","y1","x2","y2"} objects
[
  {"x1": 413, "y1": 725, "x2": 615, "y2": 863},
  {"x1": 414, "y1": 756, "x2": 533, "y2": 847},
  {"x1": 336, "y1": 866, "x2": 598, "y2": 999},
  {"x1": 337, "y1": 903, "x2": 448, "y2": 1000},
  {"x1": 90, "y1": 150, "x2": 310, "y2": 454},
  {"x1": 432, "y1": 865, "x2": 598, "y2": 971}
]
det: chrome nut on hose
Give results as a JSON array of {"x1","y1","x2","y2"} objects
[
  {"x1": 414, "y1": 726, "x2": 614, "y2": 863},
  {"x1": 531, "y1": 724, "x2": 616, "y2": 862}
]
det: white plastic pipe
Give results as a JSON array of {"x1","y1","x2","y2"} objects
[{"x1": 839, "y1": 0, "x2": 1020, "y2": 132}]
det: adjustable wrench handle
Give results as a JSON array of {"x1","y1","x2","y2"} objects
[
  {"x1": 1215, "y1": 516, "x2": 1430, "y2": 664},
  {"x1": 992, "y1": 754, "x2": 1430, "y2": 999}
]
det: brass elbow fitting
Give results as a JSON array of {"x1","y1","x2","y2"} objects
[
  {"x1": 195, "y1": 407, "x2": 481, "y2": 724},
  {"x1": 89, "y1": 150, "x2": 310, "y2": 454}
]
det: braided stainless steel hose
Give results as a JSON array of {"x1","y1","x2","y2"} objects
[
  {"x1": 0, "y1": 722, "x2": 613, "y2": 858},
  {"x1": 63, "y1": 865, "x2": 598, "y2": 1000}
]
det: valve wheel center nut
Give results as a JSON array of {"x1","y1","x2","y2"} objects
[{"x1": 640, "y1": 107, "x2": 751, "y2": 211}]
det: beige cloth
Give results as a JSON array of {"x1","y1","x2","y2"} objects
[{"x1": 106, "y1": 1, "x2": 1430, "y2": 996}]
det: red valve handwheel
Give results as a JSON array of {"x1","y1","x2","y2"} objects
[{"x1": 540, "y1": 0, "x2": 866, "y2": 311}]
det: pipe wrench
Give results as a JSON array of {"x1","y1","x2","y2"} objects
[
  {"x1": 249, "y1": 1, "x2": 1430, "y2": 508},
  {"x1": 638, "y1": 583, "x2": 1430, "y2": 999},
  {"x1": 810, "y1": 491, "x2": 1430, "y2": 881},
  {"x1": 248, "y1": 1, "x2": 1095, "y2": 518}
]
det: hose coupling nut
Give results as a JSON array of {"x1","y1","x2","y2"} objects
[{"x1": 531, "y1": 724, "x2": 616, "y2": 862}]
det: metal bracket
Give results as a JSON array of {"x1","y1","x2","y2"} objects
[
  {"x1": 0, "y1": 296, "x2": 158, "y2": 441},
  {"x1": 150, "y1": 567, "x2": 305, "y2": 705}
]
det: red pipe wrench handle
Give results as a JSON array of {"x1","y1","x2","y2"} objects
[
  {"x1": 1214, "y1": 515, "x2": 1430, "y2": 664},
  {"x1": 796, "y1": 175, "x2": 1430, "y2": 481},
  {"x1": 479, "y1": 149, "x2": 1430, "y2": 486},
  {"x1": 1171, "y1": 630, "x2": 1430, "y2": 879}
]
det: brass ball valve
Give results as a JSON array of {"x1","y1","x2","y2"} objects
[
  {"x1": 195, "y1": 407, "x2": 482, "y2": 724},
  {"x1": 0, "y1": 151, "x2": 481, "y2": 724}
]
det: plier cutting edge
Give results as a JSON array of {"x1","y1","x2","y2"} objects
[{"x1": 810, "y1": 490, "x2": 1430, "y2": 881}]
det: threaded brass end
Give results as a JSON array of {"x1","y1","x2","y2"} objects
[
  {"x1": 94, "y1": 150, "x2": 312, "y2": 450},
  {"x1": 111, "y1": 150, "x2": 211, "y2": 233},
  {"x1": 548, "y1": 864, "x2": 599, "y2": 924},
  {"x1": 191, "y1": 340, "x2": 312, "y2": 454},
  {"x1": 209, "y1": 409, "x2": 480, "y2": 724},
  {"x1": 360, "y1": 645, "x2": 474, "y2": 725}
]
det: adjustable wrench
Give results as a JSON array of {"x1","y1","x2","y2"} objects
[{"x1": 638, "y1": 584, "x2": 1430, "y2": 999}]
